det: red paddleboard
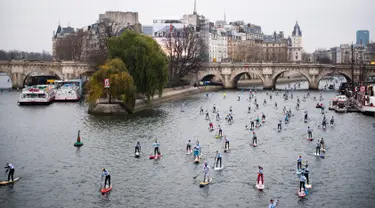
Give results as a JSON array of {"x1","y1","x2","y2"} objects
[
  {"x1": 307, "y1": 138, "x2": 313, "y2": 141},
  {"x1": 149, "y1": 154, "x2": 162, "y2": 159},
  {"x1": 252, "y1": 143, "x2": 257, "y2": 147},
  {"x1": 101, "y1": 185, "x2": 112, "y2": 193},
  {"x1": 297, "y1": 189, "x2": 306, "y2": 198}
]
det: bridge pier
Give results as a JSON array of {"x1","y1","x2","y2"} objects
[{"x1": 12, "y1": 73, "x2": 23, "y2": 88}]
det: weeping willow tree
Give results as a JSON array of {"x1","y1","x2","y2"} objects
[
  {"x1": 108, "y1": 31, "x2": 168, "y2": 101},
  {"x1": 86, "y1": 58, "x2": 136, "y2": 112}
]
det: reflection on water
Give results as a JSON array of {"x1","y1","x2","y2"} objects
[{"x1": 0, "y1": 81, "x2": 374, "y2": 208}]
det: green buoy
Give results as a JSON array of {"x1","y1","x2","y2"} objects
[{"x1": 74, "y1": 130, "x2": 83, "y2": 147}]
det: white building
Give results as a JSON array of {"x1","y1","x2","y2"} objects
[
  {"x1": 152, "y1": 18, "x2": 185, "y2": 37},
  {"x1": 288, "y1": 22, "x2": 303, "y2": 62},
  {"x1": 208, "y1": 28, "x2": 228, "y2": 62}
]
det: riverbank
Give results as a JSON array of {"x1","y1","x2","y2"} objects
[{"x1": 88, "y1": 85, "x2": 222, "y2": 115}]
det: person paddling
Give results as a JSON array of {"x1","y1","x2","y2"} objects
[
  {"x1": 101, "y1": 168, "x2": 111, "y2": 188},
  {"x1": 297, "y1": 156, "x2": 302, "y2": 170},
  {"x1": 330, "y1": 116, "x2": 334, "y2": 126},
  {"x1": 4, "y1": 162, "x2": 15, "y2": 182},
  {"x1": 224, "y1": 136, "x2": 230, "y2": 150},
  {"x1": 152, "y1": 140, "x2": 161, "y2": 156},
  {"x1": 135, "y1": 142, "x2": 141, "y2": 154},
  {"x1": 209, "y1": 121, "x2": 214, "y2": 130},
  {"x1": 257, "y1": 166, "x2": 264, "y2": 185},
  {"x1": 252, "y1": 132, "x2": 257, "y2": 145},
  {"x1": 304, "y1": 164, "x2": 310, "y2": 185},
  {"x1": 269, "y1": 199, "x2": 279, "y2": 208},
  {"x1": 320, "y1": 138, "x2": 325, "y2": 150},
  {"x1": 215, "y1": 151, "x2": 222, "y2": 168},
  {"x1": 277, "y1": 120, "x2": 282, "y2": 130},
  {"x1": 299, "y1": 174, "x2": 306, "y2": 193},
  {"x1": 203, "y1": 162, "x2": 210, "y2": 182},
  {"x1": 315, "y1": 139, "x2": 321, "y2": 155},
  {"x1": 307, "y1": 127, "x2": 313, "y2": 138},
  {"x1": 186, "y1": 140, "x2": 192, "y2": 153}
]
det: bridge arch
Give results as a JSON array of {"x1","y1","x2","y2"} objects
[
  {"x1": 271, "y1": 69, "x2": 311, "y2": 89},
  {"x1": 316, "y1": 70, "x2": 352, "y2": 85},
  {"x1": 0, "y1": 71, "x2": 12, "y2": 89},
  {"x1": 198, "y1": 70, "x2": 225, "y2": 84},
  {"x1": 230, "y1": 69, "x2": 264, "y2": 89},
  {"x1": 23, "y1": 71, "x2": 62, "y2": 87}
]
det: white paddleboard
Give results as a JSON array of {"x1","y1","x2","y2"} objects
[
  {"x1": 255, "y1": 182, "x2": 264, "y2": 190},
  {"x1": 296, "y1": 169, "x2": 301, "y2": 174},
  {"x1": 0, "y1": 177, "x2": 20, "y2": 185},
  {"x1": 252, "y1": 143, "x2": 257, "y2": 147},
  {"x1": 214, "y1": 165, "x2": 224, "y2": 171},
  {"x1": 305, "y1": 183, "x2": 312, "y2": 189},
  {"x1": 313, "y1": 152, "x2": 320, "y2": 156},
  {"x1": 186, "y1": 150, "x2": 192, "y2": 155},
  {"x1": 298, "y1": 189, "x2": 307, "y2": 197}
]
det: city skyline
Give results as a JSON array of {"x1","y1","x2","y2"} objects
[{"x1": 1, "y1": 0, "x2": 374, "y2": 53}]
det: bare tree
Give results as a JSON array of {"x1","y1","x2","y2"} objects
[
  {"x1": 55, "y1": 30, "x2": 85, "y2": 61},
  {"x1": 301, "y1": 51, "x2": 311, "y2": 63},
  {"x1": 86, "y1": 18, "x2": 126, "y2": 67},
  {"x1": 232, "y1": 42, "x2": 263, "y2": 62},
  {"x1": 164, "y1": 27, "x2": 208, "y2": 85}
]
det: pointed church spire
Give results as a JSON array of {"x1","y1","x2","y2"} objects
[{"x1": 193, "y1": 0, "x2": 197, "y2": 15}]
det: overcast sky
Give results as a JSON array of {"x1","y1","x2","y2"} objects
[{"x1": 1, "y1": 0, "x2": 374, "y2": 53}]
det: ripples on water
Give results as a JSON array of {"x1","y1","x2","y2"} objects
[{"x1": 0, "y1": 82, "x2": 375, "y2": 208}]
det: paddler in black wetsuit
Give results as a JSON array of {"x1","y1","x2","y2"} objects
[{"x1": 135, "y1": 142, "x2": 141, "y2": 154}]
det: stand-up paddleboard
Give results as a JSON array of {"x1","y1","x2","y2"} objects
[
  {"x1": 320, "y1": 154, "x2": 325, "y2": 159},
  {"x1": 194, "y1": 157, "x2": 201, "y2": 163},
  {"x1": 149, "y1": 154, "x2": 162, "y2": 159},
  {"x1": 101, "y1": 184, "x2": 112, "y2": 194},
  {"x1": 214, "y1": 165, "x2": 224, "y2": 171},
  {"x1": 209, "y1": 128, "x2": 214, "y2": 132},
  {"x1": 313, "y1": 152, "x2": 320, "y2": 156},
  {"x1": 224, "y1": 148, "x2": 230, "y2": 153},
  {"x1": 296, "y1": 169, "x2": 302, "y2": 174},
  {"x1": 304, "y1": 119, "x2": 308, "y2": 123},
  {"x1": 307, "y1": 136, "x2": 313, "y2": 141},
  {"x1": 252, "y1": 143, "x2": 257, "y2": 147},
  {"x1": 250, "y1": 127, "x2": 254, "y2": 130},
  {"x1": 135, "y1": 152, "x2": 140, "y2": 158},
  {"x1": 277, "y1": 128, "x2": 281, "y2": 132},
  {"x1": 262, "y1": 119, "x2": 265, "y2": 123},
  {"x1": 297, "y1": 189, "x2": 307, "y2": 198},
  {"x1": 305, "y1": 183, "x2": 312, "y2": 189},
  {"x1": 255, "y1": 182, "x2": 264, "y2": 190},
  {"x1": 215, "y1": 135, "x2": 223, "y2": 139},
  {"x1": 0, "y1": 177, "x2": 20, "y2": 185},
  {"x1": 199, "y1": 178, "x2": 212, "y2": 187},
  {"x1": 186, "y1": 150, "x2": 192, "y2": 155}
]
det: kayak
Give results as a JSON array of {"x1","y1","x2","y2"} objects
[
  {"x1": 149, "y1": 154, "x2": 162, "y2": 159},
  {"x1": 74, "y1": 142, "x2": 83, "y2": 147},
  {"x1": 0, "y1": 177, "x2": 20, "y2": 185},
  {"x1": 101, "y1": 185, "x2": 112, "y2": 193},
  {"x1": 199, "y1": 178, "x2": 213, "y2": 187}
]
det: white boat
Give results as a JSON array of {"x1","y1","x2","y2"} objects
[
  {"x1": 355, "y1": 84, "x2": 375, "y2": 114},
  {"x1": 55, "y1": 80, "x2": 82, "y2": 101},
  {"x1": 328, "y1": 98, "x2": 338, "y2": 110},
  {"x1": 334, "y1": 95, "x2": 348, "y2": 113},
  {"x1": 18, "y1": 85, "x2": 56, "y2": 105}
]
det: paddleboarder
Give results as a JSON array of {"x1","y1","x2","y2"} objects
[
  {"x1": 215, "y1": 151, "x2": 222, "y2": 168},
  {"x1": 135, "y1": 142, "x2": 141, "y2": 154},
  {"x1": 268, "y1": 199, "x2": 279, "y2": 208},
  {"x1": 101, "y1": 168, "x2": 111, "y2": 188},
  {"x1": 153, "y1": 140, "x2": 161, "y2": 156},
  {"x1": 307, "y1": 127, "x2": 313, "y2": 138},
  {"x1": 193, "y1": 146, "x2": 200, "y2": 160},
  {"x1": 4, "y1": 163, "x2": 15, "y2": 182},
  {"x1": 224, "y1": 136, "x2": 230, "y2": 150},
  {"x1": 252, "y1": 132, "x2": 257, "y2": 145},
  {"x1": 315, "y1": 139, "x2": 321, "y2": 155},
  {"x1": 299, "y1": 174, "x2": 306, "y2": 193},
  {"x1": 257, "y1": 166, "x2": 264, "y2": 185},
  {"x1": 203, "y1": 162, "x2": 210, "y2": 182},
  {"x1": 218, "y1": 125, "x2": 223, "y2": 137},
  {"x1": 297, "y1": 156, "x2": 302, "y2": 170},
  {"x1": 304, "y1": 164, "x2": 310, "y2": 185},
  {"x1": 277, "y1": 120, "x2": 282, "y2": 130},
  {"x1": 186, "y1": 140, "x2": 192, "y2": 153}
]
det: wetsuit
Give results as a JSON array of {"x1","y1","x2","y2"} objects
[
  {"x1": 257, "y1": 168, "x2": 264, "y2": 184},
  {"x1": 299, "y1": 175, "x2": 306, "y2": 192},
  {"x1": 102, "y1": 169, "x2": 111, "y2": 188},
  {"x1": 215, "y1": 153, "x2": 222, "y2": 167},
  {"x1": 4, "y1": 163, "x2": 15, "y2": 182},
  {"x1": 225, "y1": 137, "x2": 230, "y2": 149},
  {"x1": 135, "y1": 144, "x2": 141, "y2": 154},
  {"x1": 153, "y1": 142, "x2": 160, "y2": 155},
  {"x1": 297, "y1": 157, "x2": 302, "y2": 170}
]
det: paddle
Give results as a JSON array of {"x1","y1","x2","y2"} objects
[{"x1": 193, "y1": 174, "x2": 200, "y2": 179}]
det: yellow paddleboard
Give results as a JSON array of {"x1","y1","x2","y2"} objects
[{"x1": 0, "y1": 177, "x2": 20, "y2": 185}]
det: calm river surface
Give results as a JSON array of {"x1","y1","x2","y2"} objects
[{"x1": 0, "y1": 81, "x2": 375, "y2": 208}]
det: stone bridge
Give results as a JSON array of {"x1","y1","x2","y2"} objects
[
  {"x1": 0, "y1": 60, "x2": 95, "y2": 88},
  {"x1": 196, "y1": 63, "x2": 375, "y2": 90}
]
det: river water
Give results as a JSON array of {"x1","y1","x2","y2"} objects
[{"x1": 0, "y1": 81, "x2": 375, "y2": 208}]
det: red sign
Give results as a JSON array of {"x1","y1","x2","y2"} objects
[{"x1": 104, "y1": 79, "x2": 110, "y2": 88}]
